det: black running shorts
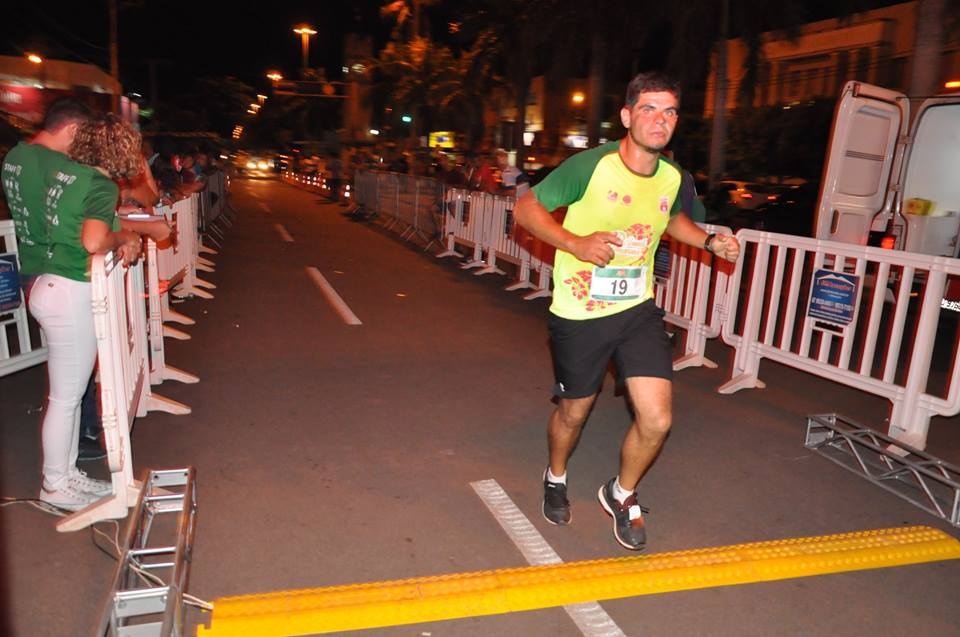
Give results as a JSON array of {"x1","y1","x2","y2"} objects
[{"x1": 548, "y1": 299, "x2": 672, "y2": 399}]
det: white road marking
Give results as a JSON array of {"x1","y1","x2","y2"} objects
[
  {"x1": 259, "y1": 202, "x2": 271, "y2": 213},
  {"x1": 306, "y1": 267, "x2": 362, "y2": 326},
  {"x1": 274, "y1": 223, "x2": 294, "y2": 242},
  {"x1": 470, "y1": 479, "x2": 626, "y2": 637}
]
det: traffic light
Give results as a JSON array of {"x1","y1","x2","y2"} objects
[{"x1": 401, "y1": 114, "x2": 412, "y2": 123}]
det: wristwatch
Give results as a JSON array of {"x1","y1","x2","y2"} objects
[{"x1": 703, "y1": 233, "x2": 717, "y2": 254}]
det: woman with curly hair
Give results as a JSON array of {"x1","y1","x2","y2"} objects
[
  {"x1": 2, "y1": 102, "x2": 143, "y2": 511},
  {"x1": 69, "y1": 113, "x2": 143, "y2": 178},
  {"x1": 71, "y1": 114, "x2": 172, "y2": 244}
]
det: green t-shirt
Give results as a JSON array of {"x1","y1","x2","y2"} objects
[
  {"x1": 532, "y1": 141, "x2": 683, "y2": 320},
  {"x1": 2, "y1": 142, "x2": 119, "y2": 281}
]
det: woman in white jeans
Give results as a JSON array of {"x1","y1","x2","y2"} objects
[
  {"x1": 3, "y1": 104, "x2": 143, "y2": 511},
  {"x1": 28, "y1": 275, "x2": 107, "y2": 502}
]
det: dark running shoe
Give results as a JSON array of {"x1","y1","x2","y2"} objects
[
  {"x1": 598, "y1": 478, "x2": 648, "y2": 550},
  {"x1": 542, "y1": 469, "x2": 571, "y2": 525},
  {"x1": 78, "y1": 436, "x2": 106, "y2": 462}
]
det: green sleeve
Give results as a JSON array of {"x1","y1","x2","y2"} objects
[
  {"x1": 84, "y1": 174, "x2": 120, "y2": 227},
  {"x1": 532, "y1": 142, "x2": 616, "y2": 212},
  {"x1": 691, "y1": 197, "x2": 706, "y2": 223},
  {"x1": 677, "y1": 169, "x2": 707, "y2": 222}
]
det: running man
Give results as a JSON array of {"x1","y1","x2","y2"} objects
[{"x1": 513, "y1": 72, "x2": 740, "y2": 550}]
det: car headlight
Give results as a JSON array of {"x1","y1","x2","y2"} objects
[
  {"x1": 257, "y1": 160, "x2": 268, "y2": 170},
  {"x1": 246, "y1": 161, "x2": 256, "y2": 170}
]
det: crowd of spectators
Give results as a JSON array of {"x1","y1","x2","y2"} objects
[
  {"x1": 288, "y1": 144, "x2": 560, "y2": 201},
  {"x1": 0, "y1": 104, "x2": 232, "y2": 490}
]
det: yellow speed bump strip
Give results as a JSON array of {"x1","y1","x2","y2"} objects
[{"x1": 197, "y1": 526, "x2": 960, "y2": 636}]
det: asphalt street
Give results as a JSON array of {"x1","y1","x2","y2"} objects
[{"x1": 1, "y1": 176, "x2": 959, "y2": 637}]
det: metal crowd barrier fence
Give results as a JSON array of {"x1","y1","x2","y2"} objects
[
  {"x1": 380, "y1": 172, "x2": 442, "y2": 245},
  {"x1": 145, "y1": 235, "x2": 199, "y2": 390},
  {"x1": 719, "y1": 229, "x2": 960, "y2": 451},
  {"x1": 302, "y1": 168, "x2": 960, "y2": 457},
  {"x1": 0, "y1": 219, "x2": 46, "y2": 377},
  {"x1": 157, "y1": 196, "x2": 215, "y2": 303},
  {"x1": 283, "y1": 168, "x2": 352, "y2": 202},
  {"x1": 350, "y1": 169, "x2": 379, "y2": 219},
  {"x1": 435, "y1": 187, "x2": 554, "y2": 299},
  {"x1": 58, "y1": 250, "x2": 187, "y2": 532},
  {"x1": 199, "y1": 171, "x2": 231, "y2": 251},
  {"x1": 654, "y1": 223, "x2": 734, "y2": 371},
  {"x1": 189, "y1": 194, "x2": 218, "y2": 278}
]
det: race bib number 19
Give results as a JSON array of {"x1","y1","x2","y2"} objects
[{"x1": 590, "y1": 265, "x2": 646, "y2": 301}]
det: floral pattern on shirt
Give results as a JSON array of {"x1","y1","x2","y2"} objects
[{"x1": 563, "y1": 269, "x2": 614, "y2": 312}]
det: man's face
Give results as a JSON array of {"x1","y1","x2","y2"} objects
[{"x1": 620, "y1": 91, "x2": 679, "y2": 153}]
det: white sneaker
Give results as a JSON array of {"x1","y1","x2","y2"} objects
[
  {"x1": 39, "y1": 483, "x2": 98, "y2": 512},
  {"x1": 69, "y1": 469, "x2": 112, "y2": 497}
]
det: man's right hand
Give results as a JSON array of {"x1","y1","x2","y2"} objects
[{"x1": 569, "y1": 231, "x2": 623, "y2": 267}]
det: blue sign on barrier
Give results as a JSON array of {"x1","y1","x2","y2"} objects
[
  {"x1": 0, "y1": 253, "x2": 22, "y2": 312},
  {"x1": 808, "y1": 269, "x2": 860, "y2": 326}
]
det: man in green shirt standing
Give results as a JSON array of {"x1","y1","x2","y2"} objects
[
  {"x1": 2, "y1": 98, "x2": 141, "y2": 511},
  {"x1": 514, "y1": 72, "x2": 740, "y2": 550}
]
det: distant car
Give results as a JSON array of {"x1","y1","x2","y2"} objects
[
  {"x1": 734, "y1": 182, "x2": 820, "y2": 235},
  {"x1": 236, "y1": 152, "x2": 277, "y2": 179},
  {"x1": 717, "y1": 180, "x2": 787, "y2": 210},
  {"x1": 702, "y1": 181, "x2": 738, "y2": 223}
]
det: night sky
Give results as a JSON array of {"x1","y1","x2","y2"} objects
[
  {"x1": 1, "y1": 0, "x2": 907, "y2": 101},
  {"x1": 0, "y1": 0, "x2": 394, "y2": 97}
]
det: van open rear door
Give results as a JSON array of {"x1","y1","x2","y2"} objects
[{"x1": 814, "y1": 81, "x2": 909, "y2": 245}]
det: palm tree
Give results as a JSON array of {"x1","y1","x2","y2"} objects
[
  {"x1": 380, "y1": 0, "x2": 442, "y2": 42},
  {"x1": 434, "y1": 31, "x2": 503, "y2": 146},
  {"x1": 537, "y1": 0, "x2": 649, "y2": 147},
  {"x1": 370, "y1": 37, "x2": 462, "y2": 140},
  {"x1": 457, "y1": 0, "x2": 549, "y2": 150}
]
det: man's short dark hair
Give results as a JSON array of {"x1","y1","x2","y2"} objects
[
  {"x1": 42, "y1": 98, "x2": 93, "y2": 132},
  {"x1": 624, "y1": 72, "x2": 681, "y2": 109}
]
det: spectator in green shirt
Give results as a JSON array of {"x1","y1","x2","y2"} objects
[{"x1": 2, "y1": 99, "x2": 142, "y2": 511}]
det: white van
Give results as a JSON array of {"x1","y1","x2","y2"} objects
[{"x1": 814, "y1": 80, "x2": 960, "y2": 259}]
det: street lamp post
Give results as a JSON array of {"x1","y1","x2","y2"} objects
[
  {"x1": 26, "y1": 53, "x2": 45, "y2": 88},
  {"x1": 293, "y1": 25, "x2": 317, "y2": 76},
  {"x1": 266, "y1": 71, "x2": 283, "y2": 92}
]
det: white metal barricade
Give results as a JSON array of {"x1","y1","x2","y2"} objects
[
  {"x1": 460, "y1": 191, "x2": 489, "y2": 270},
  {"x1": 437, "y1": 188, "x2": 469, "y2": 259},
  {"x1": 654, "y1": 223, "x2": 733, "y2": 370},
  {"x1": 378, "y1": 173, "x2": 403, "y2": 232},
  {"x1": 146, "y1": 236, "x2": 199, "y2": 388},
  {"x1": 157, "y1": 196, "x2": 214, "y2": 303},
  {"x1": 435, "y1": 187, "x2": 553, "y2": 299},
  {"x1": 199, "y1": 171, "x2": 232, "y2": 253},
  {"x1": 719, "y1": 229, "x2": 960, "y2": 450},
  {"x1": 0, "y1": 219, "x2": 46, "y2": 377},
  {"x1": 58, "y1": 251, "x2": 188, "y2": 532},
  {"x1": 353, "y1": 170, "x2": 378, "y2": 211},
  {"x1": 472, "y1": 194, "x2": 512, "y2": 276},
  {"x1": 188, "y1": 194, "x2": 217, "y2": 278},
  {"x1": 393, "y1": 174, "x2": 419, "y2": 238}
]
